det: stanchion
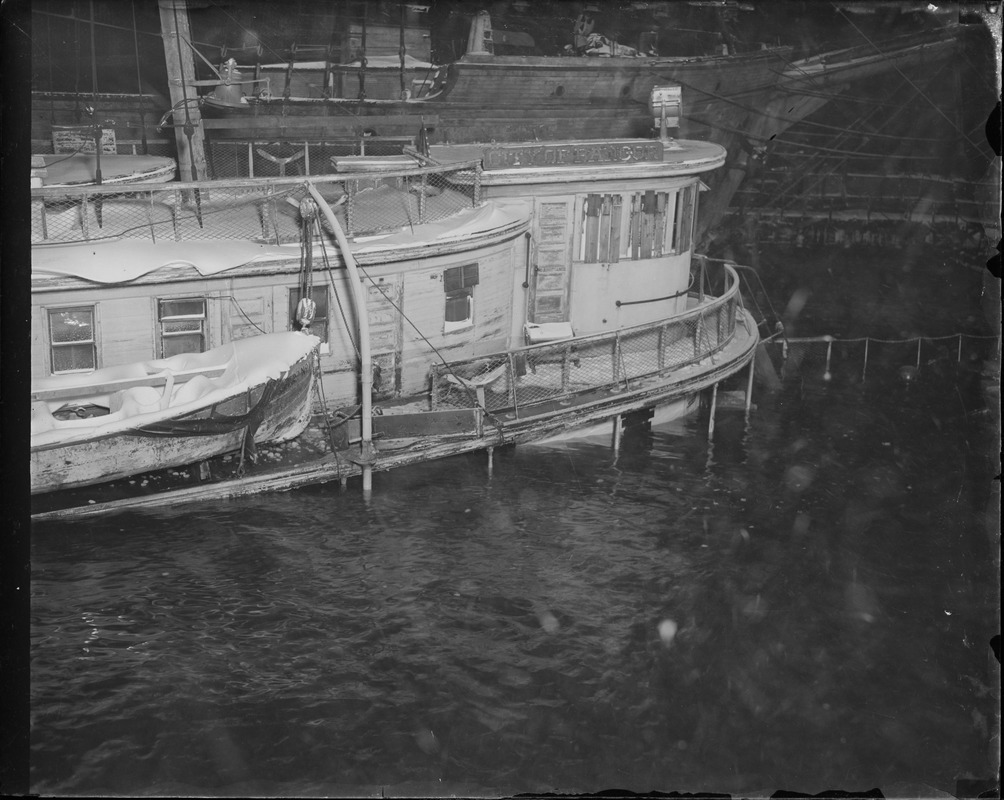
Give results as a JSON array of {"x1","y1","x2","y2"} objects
[
  {"x1": 707, "y1": 383, "x2": 718, "y2": 441},
  {"x1": 745, "y1": 352, "x2": 755, "y2": 416}
]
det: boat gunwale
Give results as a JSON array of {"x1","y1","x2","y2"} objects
[{"x1": 442, "y1": 263, "x2": 745, "y2": 367}]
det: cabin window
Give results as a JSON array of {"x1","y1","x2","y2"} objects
[
  {"x1": 288, "y1": 286, "x2": 329, "y2": 344},
  {"x1": 443, "y1": 263, "x2": 478, "y2": 332},
  {"x1": 158, "y1": 298, "x2": 207, "y2": 358},
  {"x1": 48, "y1": 306, "x2": 96, "y2": 373}
]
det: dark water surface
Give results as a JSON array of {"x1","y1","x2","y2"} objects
[{"x1": 30, "y1": 356, "x2": 999, "y2": 797}]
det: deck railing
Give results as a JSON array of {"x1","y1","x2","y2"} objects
[
  {"x1": 30, "y1": 160, "x2": 482, "y2": 245},
  {"x1": 431, "y1": 263, "x2": 743, "y2": 418}
]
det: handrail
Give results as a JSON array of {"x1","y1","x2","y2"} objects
[
  {"x1": 436, "y1": 264, "x2": 741, "y2": 384},
  {"x1": 517, "y1": 263, "x2": 740, "y2": 357},
  {"x1": 31, "y1": 159, "x2": 485, "y2": 245},
  {"x1": 30, "y1": 159, "x2": 482, "y2": 200}
]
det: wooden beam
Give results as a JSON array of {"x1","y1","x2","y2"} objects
[{"x1": 158, "y1": 0, "x2": 208, "y2": 181}]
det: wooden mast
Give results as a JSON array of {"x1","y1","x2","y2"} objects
[{"x1": 158, "y1": 0, "x2": 208, "y2": 181}]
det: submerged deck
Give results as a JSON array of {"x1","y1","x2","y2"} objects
[{"x1": 32, "y1": 299, "x2": 758, "y2": 520}]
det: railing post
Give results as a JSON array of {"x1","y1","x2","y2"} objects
[
  {"x1": 473, "y1": 164, "x2": 482, "y2": 207},
  {"x1": 346, "y1": 180, "x2": 355, "y2": 235},
  {"x1": 657, "y1": 325, "x2": 666, "y2": 370},
  {"x1": 707, "y1": 382, "x2": 718, "y2": 440},
  {"x1": 561, "y1": 345, "x2": 570, "y2": 392},
  {"x1": 266, "y1": 184, "x2": 277, "y2": 242},
  {"x1": 147, "y1": 191, "x2": 157, "y2": 243},
  {"x1": 172, "y1": 188, "x2": 181, "y2": 241},
  {"x1": 698, "y1": 254, "x2": 706, "y2": 303},
  {"x1": 745, "y1": 350, "x2": 755, "y2": 416},
  {"x1": 613, "y1": 331, "x2": 622, "y2": 383},
  {"x1": 507, "y1": 352, "x2": 519, "y2": 413},
  {"x1": 419, "y1": 173, "x2": 427, "y2": 223},
  {"x1": 430, "y1": 365, "x2": 440, "y2": 410},
  {"x1": 80, "y1": 193, "x2": 90, "y2": 240}
]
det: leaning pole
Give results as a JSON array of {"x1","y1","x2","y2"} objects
[{"x1": 306, "y1": 183, "x2": 375, "y2": 493}]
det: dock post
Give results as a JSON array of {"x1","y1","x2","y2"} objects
[
  {"x1": 707, "y1": 382, "x2": 718, "y2": 441},
  {"x1": 487, "y1": 446, "x2": 494, "y2": 475},
  {"x1": 612, "y1": 414, "x2": 622, "y2": 454},
  {"x1": 745, "y1": 351, "x2": 755, "y2": 416}
]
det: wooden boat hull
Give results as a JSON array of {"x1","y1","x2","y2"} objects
[
  {"x1": 198, "y1": 48, "x2": 791, "y2": 144},
  {"x1": 198, "y1": 25, "x2": 955, "y2": 148},
  {"x1": 31, "y1": 338, "x2": 318, "y2": 495}
]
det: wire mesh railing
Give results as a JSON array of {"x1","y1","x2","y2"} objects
[
  {"x1": 430, "y1": 264, "x2": 744, "y2": 418},
  {"x1": 205, "y1": 139, "x2": 419, "y2": 179},
  {"x1": 762, "y1": 332, "x2": 1001, "y2": 384},
  {"x1": 30, "y1": 160, "x2": 482, "y2": 245}
]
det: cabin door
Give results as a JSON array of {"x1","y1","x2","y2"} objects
[
  {"x1": 367, "y1": 277, "x2": 403, "y2": 398},
  {"x1": 528, "y1": 199, "x2": 574, "y2": 324}
]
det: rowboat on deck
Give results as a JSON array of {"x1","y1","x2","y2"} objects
[
  {"x1": 37, "y1": 153, "x2": 178, "y2": 188},
  {"x1": 30, "y1": 332, "x2": 320, "y2": 494}
]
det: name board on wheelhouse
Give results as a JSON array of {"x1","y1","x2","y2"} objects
[{"x1": 484, "y1": 140, "x2": 664, "y2": 170}]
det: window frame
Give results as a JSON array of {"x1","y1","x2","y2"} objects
[
  {"x1": 443, "y1": 264, "x2": 479, "y2": 333},
  {"x1": 157, "y1": 296, "x2": 208, "y2": 358},
  {"x1": 575, "y1": 185, "x2": 697, "y2": 263},
  {"x1": 47, "y1": 305, "x2": 98, "y2": 375}
]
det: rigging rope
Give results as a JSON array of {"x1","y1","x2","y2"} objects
[
  {"x1": 310, "y1": 210, "x2": 505, "y2": 438},
  {"x1": 831, "y1": 3, "x2": 982, "y2": 150},
  {"x1": 748, "y1": 60, "x2": 958, "y2": 214}
]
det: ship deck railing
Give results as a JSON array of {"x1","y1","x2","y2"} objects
[
  {"x1": 30, "y1": 159, "x2": 483, "y2": 245},
  {"x1": 428, "y1": 262, "x2": 745, "y2": 423}
]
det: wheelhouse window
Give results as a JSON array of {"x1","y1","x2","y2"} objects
[
  {"x1": 672, "y1": 183, "x2": 697, "y2": 255},
  {"x1": 444, "y1": 264, "x2": 478, "y2": 332},
  {"x1": 578, "y1": 193, "x2": 624, "y2": 263},
  {"x1": 48, "y1": 306, "x2": 96, "y2": 373},
  {"x1": 576, "y1": 185, "x2": 697, "y2": 262},
  {"x1": 158, "y1": 298, "x2": 207, "y2": 358},
  {"x1": 288, "y1": 286, "x2": 329, "y2": 348}
]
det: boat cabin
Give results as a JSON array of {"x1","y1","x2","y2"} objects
[{"x1": 31, "y1": 132, "x2": 733, "y2": 419}]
